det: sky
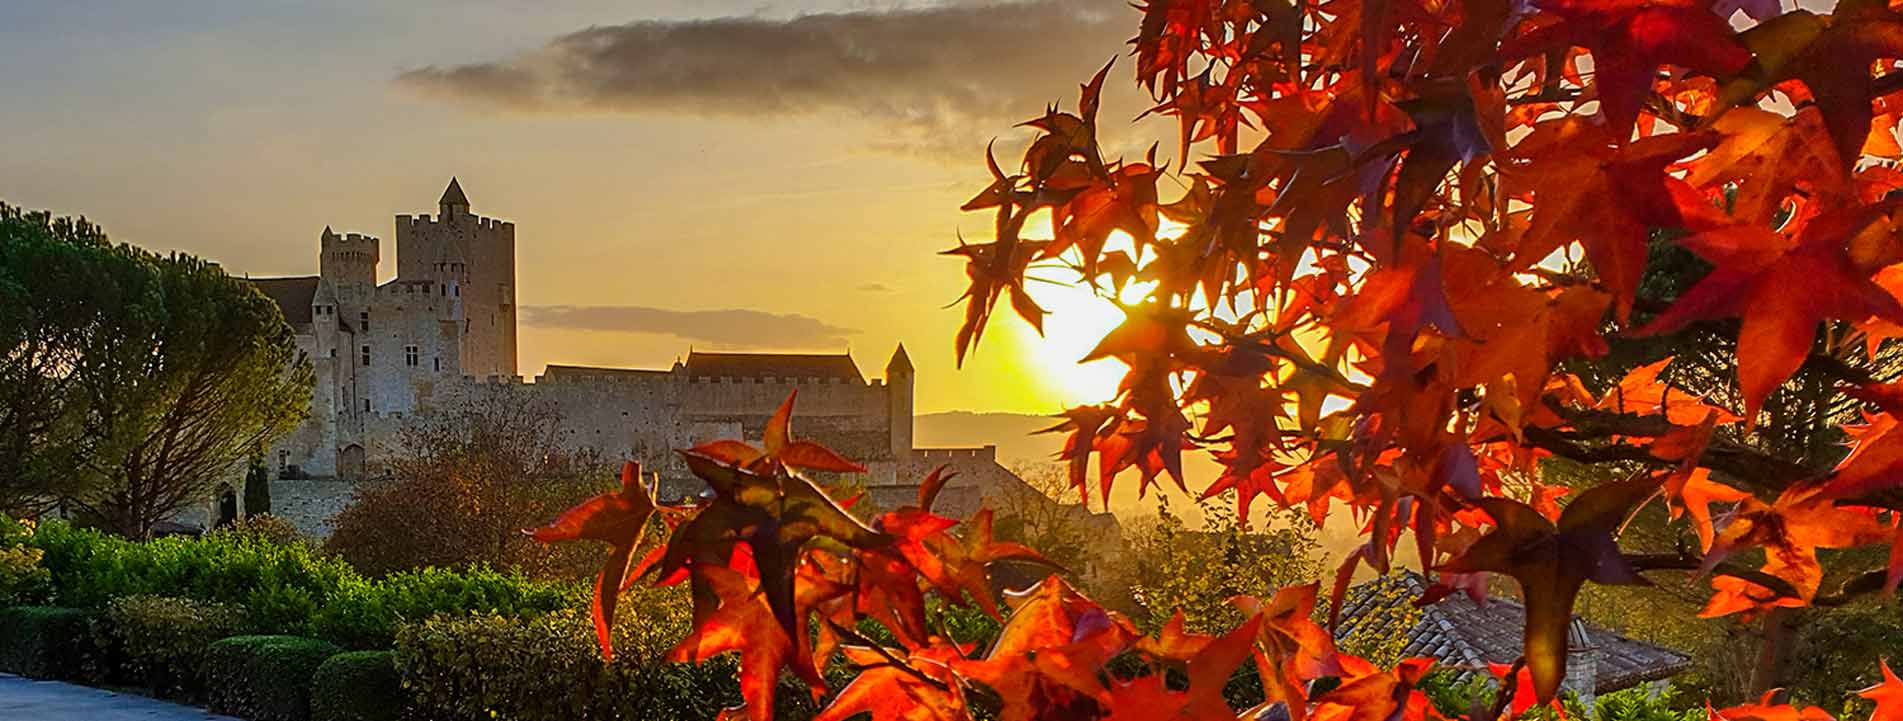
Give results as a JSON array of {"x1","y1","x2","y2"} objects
[{"x1": 0, "y1": 0, "x2": 1177, "y2": 415}]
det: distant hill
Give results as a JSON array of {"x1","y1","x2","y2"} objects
[{"x1": 914, "y1": 411, "x2": 1062, "y2": 465}]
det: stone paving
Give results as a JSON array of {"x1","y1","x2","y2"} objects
[{"x1": 0, "y1": 674, "x2": 239, "y2": 720}]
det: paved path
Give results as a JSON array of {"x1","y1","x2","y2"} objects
[{"x1": 0, "y1": 674, "x2": 238, "y2": 720}]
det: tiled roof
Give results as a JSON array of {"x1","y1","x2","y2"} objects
[
  {"x1": 1335, "y1": 572, "x2": 1692, "y2": 693},
  {"x1": 248, "y1": 276, "x2": 320, "y2": 327},
  {"x1": 684, "y1": 351, "x2": 863, "y2": 382}
]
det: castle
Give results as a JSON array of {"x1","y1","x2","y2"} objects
[{"x1": 245, "y1": 179, "x2": 1017, "y2": 536}]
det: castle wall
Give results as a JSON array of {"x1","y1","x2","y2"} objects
[{"x1": 255, "y1": 181, "x2": 1011, "y2": 540}]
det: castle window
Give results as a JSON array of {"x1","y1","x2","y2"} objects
[
  {"x1": 278, "y1": 450, "x2": 289, "y2": 471},
  {"x1": 360, "y1": 345, "x2": 371, "y2": 366},
  {"x1": 360, "y1": 311, "x2": 369, "y2": 331},
  {"x1": 405, "y1": 345, "x2": 419, "y2": 367},
  {"x1": 453, "y1": 284, "x2": 459, "y2": 297},
  {"x1": 433, "y1": 357, "x2": 440, "y2": 372},
  {"x1": 328, "y1": 348, "x2": 336, "y2": 358},
  {"x1": 363, "y1": 398, "x2": 371, "y2": 412}
]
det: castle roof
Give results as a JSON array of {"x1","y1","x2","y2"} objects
[
  {"x1": 247, "y1": 275, "x2": 320, "y2": 327},
  {"x1": 684, "y1": 351, "x2": 863, "y2": 382},
  {"x1": 439, "y1": 177, "x2": 469, "y2": 207},
  {"x1": 1334, "y1": 571, "x2": 1691, "y2": 693},
  {"x1": 886, "y1": 343, "x2": 914, "y2": 376}
]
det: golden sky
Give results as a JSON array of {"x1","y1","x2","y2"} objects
[{"x1": 0, "y1": 1, "x2": 1174, "y2": 415}]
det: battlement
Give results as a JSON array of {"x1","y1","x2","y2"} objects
[
  {"x1": 915, "y1": 446, "x2": 998, "y2": 462},
  {"x1": 396, "y1": 213, "x2": 516, "y2": 231}
]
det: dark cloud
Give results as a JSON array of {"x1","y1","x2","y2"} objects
[
  {"x1": 522, "y1": 305, "x2": 859, "y2": 348},
  {"x1": 396, "y1": 0, "x2": 1131, "y2": 159}
]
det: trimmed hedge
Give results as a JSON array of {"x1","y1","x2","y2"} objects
[
  {"x1": 15, "y1": 517, "x2": 575, "y2": 649},
  {"x1": 29, "y1": 519, "x2": 355, "y2": 633},
  {"x1": 204, "y1": 635, "x2": 342, "y2": 721},
  {"x1": 395, "y1": 605, "x2": 744, "y2": 721},
  {"x1": 311, "y1": 651, "x2": 407, "y2": 721},
  {"x1": 311, "y1": 566, "x2": 573, "y2": 650},
  {"x1": 105, "y1": 595, "x2": 251, "y2": 700},
  {"x1": 0, "y1": 606, "x2": 95, "y2": 680}
]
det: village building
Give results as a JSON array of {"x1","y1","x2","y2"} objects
[{"x1": 1335, "y1": 571, "x2": 1692, "y2": 706}]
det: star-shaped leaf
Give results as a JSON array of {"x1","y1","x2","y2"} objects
[{"x1": 526, "y1": 460, "x2": 657, "y2": 659}]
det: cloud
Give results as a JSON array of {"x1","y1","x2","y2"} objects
[
  {"x1": 522, "y1": 305, "x2": 859, "y2": 348},
  {"x1": 396, "y1": 0, "x2": 1132, "y2": 159},
  {"x1": 857, "y1": 282, "x2": 893, "y2": 292}
]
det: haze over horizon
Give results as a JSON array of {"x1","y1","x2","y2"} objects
[{"x1": 0, "y1": 1, "x2": 1182, "y2": 417}]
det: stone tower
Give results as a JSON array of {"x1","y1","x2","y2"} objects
[
  {"x1": 318, "y1": 226, "x2": 378, "y2": 298},
  {"x1": 394, "y1": 178, "x2": 517, "y2": 377},
  {"x1": 886, "y1": 343, "x2": 914, "y2": 456}
]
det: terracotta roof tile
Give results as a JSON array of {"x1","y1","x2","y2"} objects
[{"x1": 684, "y1": 351, "x2": 862, "y2": 382}]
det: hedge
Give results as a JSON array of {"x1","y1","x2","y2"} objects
[
  {"x1": 204, "y1": 635, "x2": 342, "y2": 721},
  {"x1": 105, "y1": 595, "x2": 251, "y2": 700},
  {"x1": 0, "y1": 606, "x2": 95, "y2": 680},
  {"x1": 395, "y1": 604, "x2": 748, "y2": 721},
  {"x1": 311, "y1": 651, "x2": 408, "y2": 721},
  {"x1": 12, "y1": 517, "x2": 575, "y2": 648},
  {"x1": 311, "y1": 565, "x2": 573, "y2": 650},
  {"x1": 28, "y1": 518, "x2": 355, "y2": 633}
]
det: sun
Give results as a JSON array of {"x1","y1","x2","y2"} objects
[{"x1": 1019, "y1": 275, "x2": 1129, "y2": 406}]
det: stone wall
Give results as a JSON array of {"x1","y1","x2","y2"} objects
[{"x1": 269, "y1": 477, "x2": 360, "y2": 538}]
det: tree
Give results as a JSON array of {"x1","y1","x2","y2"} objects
[
  {"x1": 56, "y1": 253, "x2": 311, "y2": 538},
  {"x1": 530, "y1": 0, "x2": 1903, "y2": 719},
  {"x1": 2, "y1": 204, "x2": 311, "y2": 537},
  {"x1": 1124, "y1": 495, "x2": 1320, "y2": 634},
  {"x1": 242, "y1": 454, "x2": 271, "y2": 517},
  {"x1": 0, "y1": 203, "x2": 153, "y2": 514},
  {"x1": 325, "y1": 388, "x2": 607, "y2": 577}
]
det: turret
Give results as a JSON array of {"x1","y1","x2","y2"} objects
[
  {"x1": 318, "y1": 226, "x2": 379, "y2": 293},
  {"x1": 439, "y1": 177, "x2": 470, "y2": 220},
  {"x1": 886, "y1": 343, "x2": 914, "y2": 455}
]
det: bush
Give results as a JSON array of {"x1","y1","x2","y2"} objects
[
  {"x1": 211, "y1": 513, "x2": 307, "y2": 547},
  {"x1": 16, "y1": 516, "x2": 568, "y2": 648},
  {"x1": 0, "y1": 606, "x2": 95, "y2": 680},
  {"x1": 311, "y1": 565, "x2": 574, "y2": 650},
  {"x1": 0, "y1": 516, "x2": 52, "y2": 605},
  {"x1": 106, "y1": 595, "x2": 250, "y2": 699},
  {"x1": 394, "y1": 590, "x2": 741, "y2": 721},
  {"x1": 29, "y1": 518, "x2": 357, "y2": 633},
  {"x1": 311, "y1": 650, "x2": 408, "y2": 721},
  {"x1": 204, "y1": 635, "x2": 342, "y2": 721}
]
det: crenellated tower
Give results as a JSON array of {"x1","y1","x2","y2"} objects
[
  {"x1": 318, "y1": 226, "x2": 379, "y2": 300},
  {"x1": 394, "y1": 178, "x2": 517, "y2": 377}
]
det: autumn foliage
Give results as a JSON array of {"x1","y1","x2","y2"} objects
[{"x1": 537, "y1": 0, "x2": 1903, "y2": 718}]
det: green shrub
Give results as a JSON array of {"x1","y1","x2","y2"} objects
[
  {"x1": 311, "y1": 650, "x2": 408, "y2": 721},
  {"x1": 106, "y1": 595, "x2": 251, "y2": 699},
  {"x1": 210, "y1": 513, "x2": 307, "y2": 547},
  {"x1": 204, "y1": 635, "x2": 342, "y2": 721},
  {"x1": 17, "y1": 517, "x2": 574, "y2": 647},
  {"x1": 0, "y1": 544, "x2": 52, "y2": 606},
  {"x1": 29, "y1": 518, "x2": 357, "y2": 632},
  {"x1": 0, "y1": 606, "x2": 96, "y2": 680},
  {"x1": 312, "y1": 565, "x2": 574, "y2": 650},
  {"x1": 394, "y1": 590, "x2": 740, "y2": 721},
  {"x1": 0, "y1": 516, "x2": 53, "y2": 605}
]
